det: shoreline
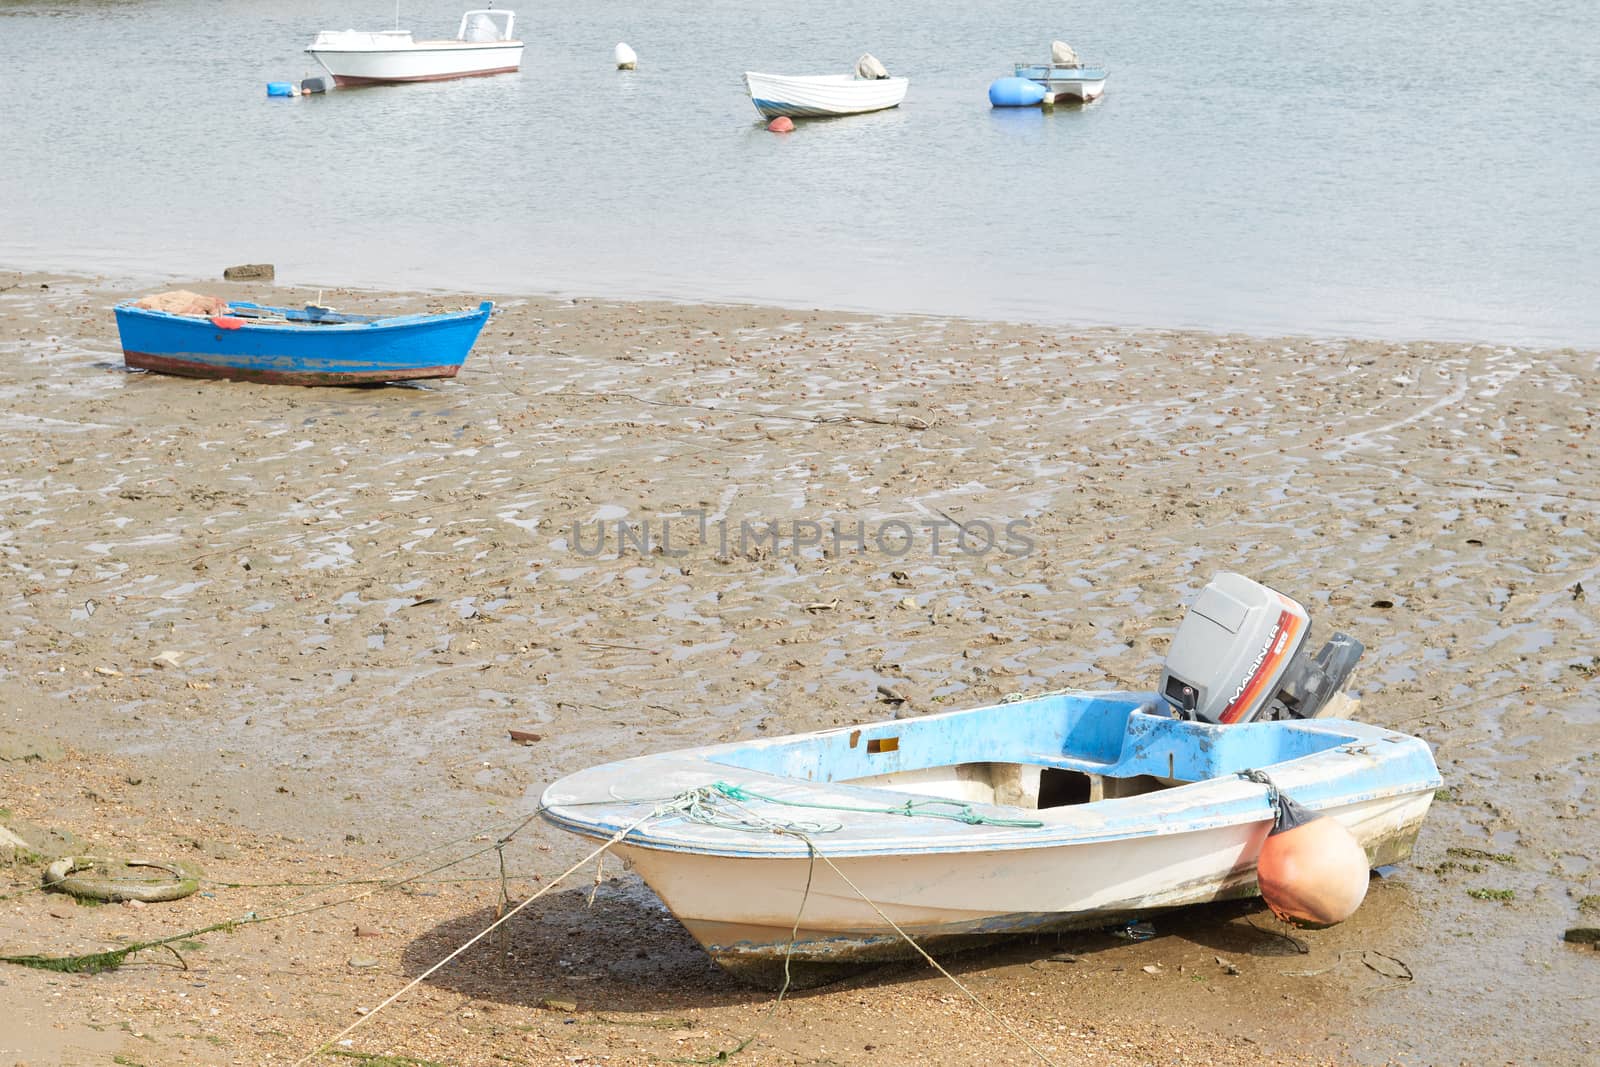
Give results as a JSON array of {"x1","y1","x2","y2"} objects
[
  {"x1": 2, "y1": 267, "x2": 1597, "y2": 1066},
  {"x1": 4, "y1": 258, "x2": 1594, "y2": 355}
]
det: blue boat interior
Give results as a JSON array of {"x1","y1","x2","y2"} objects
[
  {"x1": 1014, "y1": 64, "x2": 1108, "y2": 80},
  {"x1": 227, "y1": 302, "x2": 383, "y2": 325},
  {"x1": 703, "y1": 694, "x2": 1364, "y2": 810},
  {"x1": 116, "y1": 300, "x2": 493, "y2": 331}
]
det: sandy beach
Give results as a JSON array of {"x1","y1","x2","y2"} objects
[{"x1": 1, "y1": 267, "x2": 1596, "y2": 1066}]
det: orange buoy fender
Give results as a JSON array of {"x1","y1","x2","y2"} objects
[
  {"x1": 1255, "y1": 790, "x2": 1370, "y2": 928},
  {"x1": 768, "y1": 116, "x2": 795, "y2": 133}
]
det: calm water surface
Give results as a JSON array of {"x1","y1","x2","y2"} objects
[{"x1": 2, "y1": 0, "x2": 1596, "y2": 346}]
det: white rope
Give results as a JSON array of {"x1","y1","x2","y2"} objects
[
  {"x1": 291, "y1": 805, "x2": 666, "y2": 1067},
  {"x1": 787, "y1": 831, "x2": 1059, "y2": 1067},
  {"x1": 681, "y1": 790, "x2": 1057, "y2": 1063},
  {"x1": 295, "y1": 791, "x2": 1058, "y2": 1067}
]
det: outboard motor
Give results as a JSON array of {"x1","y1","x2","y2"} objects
[{"x1": 1158, "y1": 572, "x2": 1363, "y2": 724}]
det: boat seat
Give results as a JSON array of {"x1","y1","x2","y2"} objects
[{"x1": 1017, "y1": 752, "x2": 1121, "y2": 776}]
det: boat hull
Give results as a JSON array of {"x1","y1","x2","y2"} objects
[
  {"x1": 113, "y1": 301, "x2": 493, "y2": 386},
  {"x1": 306, "y1": 40, "x2": 523, "y2": 85},
  {"x1": 622, "y1": 790, "x2": 1431, "y2": 984},
  {"x1": 1014, "y1": 64, "x2": 1108, "y2": 102},
  {"x1": 743, "y1": 72, "x2": 909, "y2": 120}
]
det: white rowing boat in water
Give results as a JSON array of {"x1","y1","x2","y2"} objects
[
  {"x1": 306, "y1": 9, "x2": 523, "y2": 86},
  {"x1": 743, "y1": 56, "x2": 908, "y2": 120}
]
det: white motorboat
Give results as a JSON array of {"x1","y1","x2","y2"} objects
[
  {"x1": 305, "y1": 9, "x2": 523, "y2": 86},
  {"x1": 541, "y1": 574, "x2": 1440, "y2": 986},
  {"x1": 1014, "y1": 62, "x2": 1108, "y2": 103},
  {"x1": 1014, "y1": 38, "x2": 1108, "y2": 102}
]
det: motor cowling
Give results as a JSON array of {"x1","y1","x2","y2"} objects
[{"x1": 1158, "y1": 572, "x2": 1363, "y2": 724}]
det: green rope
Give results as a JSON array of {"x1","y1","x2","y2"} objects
[
  {"x1": 1, "y1": 812, "x2": 547, "y2": 977},
  {"x1": 1, "y1": 917, "x2": 245, "y2": 974},
  {"x1": 707, "y1": 781, "x2": 1045, "y2": 829}
]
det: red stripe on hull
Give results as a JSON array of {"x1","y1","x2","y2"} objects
[
  {"x1": 123, "y1": 352, "x2": 460, "y2": 386},
  {"x1": 331, "y1": 66, "x2": 519, "y2": 86}
]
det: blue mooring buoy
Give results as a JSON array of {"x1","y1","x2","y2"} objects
[
  {"x1": 266, "y1": 82, "x2": 295, "y2": 97},
  {"x1": 988, "y1": 76, "x2": 1047, "y2": 107}
]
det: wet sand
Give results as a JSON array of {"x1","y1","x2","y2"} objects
[{"x1": 1, "y1": 268, "x2": 1596, "y2": 1066}]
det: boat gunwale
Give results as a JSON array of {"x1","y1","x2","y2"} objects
[
  {"x1": 741, "y1": 71, "x2": 910, "y2": 118},
  {"x1": 742, "y1": 71, "x2": 910, "y2": 84},
  {"x1": 538, "y1": 702, "x2": 1441, "y2": 859},
  {"x1": 113, "y1": 300, "x2": 493, "y2": 333},
  {"x1": 1013, "y1": 64, "x2": 1110, "y2": 78},
  {"x1": 540, "y1": 778, "x2": 1440, "y2": 859},
  {"x1": 304, "y1": 41, "x2": 524, "y2": 55}
]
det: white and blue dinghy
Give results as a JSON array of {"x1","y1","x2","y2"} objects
[
  {"x1": 541, "y1": 574, "x2": 1440, "y2": 984},
  {"x1": 992, "y1": 39, "x2": 1110, "y2": 107}
]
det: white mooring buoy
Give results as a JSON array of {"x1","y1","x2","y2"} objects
[{"x1": 614, "y1": 42, "x2": 637, "y2": 70}]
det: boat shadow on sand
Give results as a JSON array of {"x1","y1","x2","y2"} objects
[
  {"x1": 397, "y1": 882, "x2": 767, "y2": 1012},
  {"x1": 397, "y1": 875, "x2": 1418, "y2": 1009}
]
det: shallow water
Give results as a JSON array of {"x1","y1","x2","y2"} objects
[{"x1": 2, "y1": 0, "x2": 1597, "y2": 346}]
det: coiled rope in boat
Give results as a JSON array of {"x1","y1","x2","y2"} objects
[{"x1": 689, "y1": 780, "x2": 1046, "y2": 831}]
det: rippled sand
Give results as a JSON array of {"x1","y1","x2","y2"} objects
[{"x1": 1, "y1": 269, "x2": 1596, "y2": 1065}]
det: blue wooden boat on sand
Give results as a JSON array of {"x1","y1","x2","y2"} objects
[
  {"x1": 114, "y1": 296, "x2": 493, "y2": 385},
  {"x1": 541, "y1": 574, "x2": 1441, "y2": 986}
]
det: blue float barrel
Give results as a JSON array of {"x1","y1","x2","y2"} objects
[
  {"x1": 266, "y1": 82, "x2": 295, "y2": 97},
  {"x1": 988, "y1": 76, "x2": 1047, "y2": 107}
]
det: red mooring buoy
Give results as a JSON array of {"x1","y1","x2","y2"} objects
[
  {"x1": 768, "y1": 116, "x2": 795, "y2": 133},
  {"x1": 1255, "y1": 788, "x2": 1371, "y2": 928}
]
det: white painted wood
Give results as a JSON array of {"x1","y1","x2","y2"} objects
[{"x1": 742, "y1": 72, "x2": 909, "y2": 119}]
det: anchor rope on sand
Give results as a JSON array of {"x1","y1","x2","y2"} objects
[
  {"x1": 677, "y1": 787, "x2": 1059, "y2": 1066},
  {"x1": 291, "y1": 790, "x2": 706, "y2": 1066},
  {"x1": 11, "y1": 784, "x2": 1056, "y2": 1067},
  {"x1": 785, "y1": 830, "x2": 1059, "y2": 1067},
  {"x1": 0, "y1": 834, "x2": 521, "y2": 975},
  {"x1": 1, "y1": 810, "x2": 546, "y2": 974}
]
